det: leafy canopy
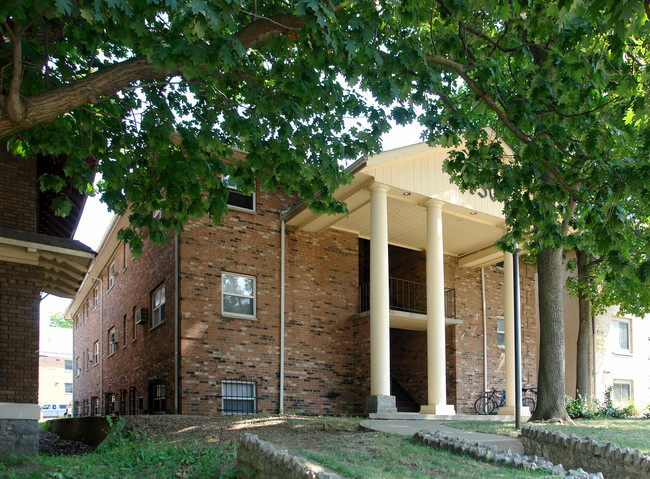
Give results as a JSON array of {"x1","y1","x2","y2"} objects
[{"x1": 1, "y1": 0, "x2": 391, "y2": 252}]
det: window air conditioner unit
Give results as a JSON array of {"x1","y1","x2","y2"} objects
[{"x1": 135, "y1": 307, "x2": 148, "y2": 324}]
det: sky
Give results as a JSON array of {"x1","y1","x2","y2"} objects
[{"x1": 38, "y1": 122, "x2": 426, "y2": 329}]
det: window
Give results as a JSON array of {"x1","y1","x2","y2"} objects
[
  {"x1": 93, "y1": 286, "x2": 99, "y2": 309},
  {"x1": 123, "y1": 242, "x2": 128, "y2": 271},
  {"x1": 109, "y1": 261, "x2": 116, "y2": 289},
  {"x1": 222, "y1": 273, "x2": 256, "y2": 319},
  {"x1": 497, "y1": 316, "x2": 505, "y2": 348},
  {"x1": 222, "y1": 380, "x2": 256, "y2": 414},
  {"x1": 108, "y1": 328, "x2": 117, "y2": 356},
  {"x1": 105, "y1": 393, "x2": 115, "y2": 415},
  {"x1": 76, "y1": 357, "x2": 80, "y2": 377},
  {"x1": 132, "y1": 307, "x2": 137, "y2": 341},
  {"x1": 149, "y1": 381, "x2": 166, "y2": 414},
  {"x1": 75, "y1": 315, "x2": 80, "y2": 331},
  {"x1": 129, "y1": 387, "x2": 136, "y2": 415},
  {"x1": 224, "y1": 175, "x2": 255, "y2": 212},
  {"x1": 120, "y1": 389, "x2": 127, "y2": 415},
  {"x1": 86, "y1": 349, "x2": 90, "y2": 370},
  {"x1": 612, "y1": 319, "x2": 631, "y2": 352},
  {"x1": 613, "y1": 381, "x2": 632, "y2": 402},
  {"x1": 122, "y1": 315, "x2": 127, "y2": 348},
  {"x1": 93, "y1": 341, "x2": 99, "y2": 365},
  {"x1": 65, "y1": 383, "x2": 73, "y2": 394},
  {"x1": 64, "y1": 359, "x2": 73, "y2": 371},
  {"x1": 151, "y1": 285, "x2": 166, "y2": 328},
  {"x1": 91, "y1": 397, "x2": 99, "y2": 416}
]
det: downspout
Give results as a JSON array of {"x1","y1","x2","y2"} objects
[
  {"x1": 174, "y1": 234, "x2": 180, "y2": 414},
  {"x1": 279, "y1": 219, "x2": 286, "y2": 414},
  {"x1": 481, "y1": 267, "x2": 488, "y2": 393}
]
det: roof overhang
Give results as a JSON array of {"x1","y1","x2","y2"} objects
[
  {"x1": 0, "y1": 227, "x2": 95, "y2": 298},
  {"x1": 284, "y1": 141, "x2": 509, "y2": 263}
]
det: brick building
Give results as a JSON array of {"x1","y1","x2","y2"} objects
[
  {"x1": 69, "y1": 143, "x2": 538, "y2": 417},
  {"x1": 0, "y1": 145, "x2": 94, "y2": 454}
]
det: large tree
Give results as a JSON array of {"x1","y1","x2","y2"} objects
[
  {"x1": 1, "y1": 0, "x2": 391, "y2": 252},
  {"x1": 355, "y1": 0, "x2": 650, "y2": 420}
]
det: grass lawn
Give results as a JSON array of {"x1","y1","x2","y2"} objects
[
  {"x1": 446, "y1": 418, "x2": 650, "y2": 453},
  {"x1": 0, "y1": 415, "x2": 550, "y2": 479}
]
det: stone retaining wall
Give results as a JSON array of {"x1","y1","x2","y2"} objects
[
  {"x1": 522, "y1": 425, "x2": 650, "y2": 479},
  {"x1": 237, "y1": 433, "x2": 344, "y2": 479},
  {"x1": 0, "y1": 418, "x2": 38, "y2": 456}
]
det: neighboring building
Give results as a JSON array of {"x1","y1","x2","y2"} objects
[
  {"x1": 564, "y1": 271, "x2": 650, "y2": 409},
  {"x1": 69, "y1": 143, "x2": 539, "y2": 418},
  {"x1": 0, "y1": 145, "x2": 94, "y2": 455},
  {"x1": 38, "y1": 327, "x2": 74, "y2": 412}
]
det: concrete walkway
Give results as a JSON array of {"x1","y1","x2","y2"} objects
[{"x1": 360, "y1": 414, "x2": 525, "y2": 454}]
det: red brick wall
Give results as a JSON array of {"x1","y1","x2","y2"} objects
[
  {"x1": 387, "y1": 248, "x2": 538, "y2": 414},
  {"x1": 179, "y1": 189, "x2": 360, "y2": 415},
  {"x1": 0, "y1": 261, "x2": 42, "y2": 403},
  {"x1": 73, "y1": 235, "x2": 176, "y2": 415},
  {"x1": 0, "y1": 149, "x2": 37, "y2": 232}
]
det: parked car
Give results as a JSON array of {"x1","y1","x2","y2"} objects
[{"x1": 40, "y1": 403, "x2": 69, "y2": 418}]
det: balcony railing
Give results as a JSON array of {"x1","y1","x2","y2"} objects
[{"x1": 359, "y1": 277, "x2": 456, "y2": 318}]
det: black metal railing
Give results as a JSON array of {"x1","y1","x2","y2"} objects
[{"x1": 359, "y1": 277, "x2": 456, "y2": 318}]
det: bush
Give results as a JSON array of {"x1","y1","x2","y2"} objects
[
  {"x1": 566, "y1": 394, "x2": 600, "y2": 419},
  {"x1": 566, "y1": 386, "x2": 634, "y2": 419},
  {"x1": 642, "y1": 404, "x2": 650, "y2": 419}
]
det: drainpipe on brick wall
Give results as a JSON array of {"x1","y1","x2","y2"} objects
[
  {"x1": 174, "y1": 234, "x2": 180, "y2": 414},
  {"x1": 90, "y1": 276, "x2": 104, "y2": 414},
  {"x1": 279, "y1": 219, "x2": 286, "y2": 414},
  {"x1": 481, "y1": 267, "x2": 487, "y2": 393}
]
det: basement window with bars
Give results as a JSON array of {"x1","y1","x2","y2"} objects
[{"x1": 222, "y1": 380, "x2": 256, "y2": 415}]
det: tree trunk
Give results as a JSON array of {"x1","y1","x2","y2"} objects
[
  {"x1": 575, "y1": 248, "x2": 591, "y2": 398},
  {"x1": 531, "y1": 246, "x2": 570, "y2": 421}
]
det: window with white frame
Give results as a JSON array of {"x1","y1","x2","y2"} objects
[
  {"x1": 224, "y1": 175, "x2": 255, "y2": 212},
  {"x1": 151, "y1": 285, "x2": 166, "y2": 328},
  {"x1": 93, "y1": 286, "x2": 99, "y2": 309},
  {"x1": 65, "y1": 359, "x2": 72, "y2": 371},
  {"x1": 222, "y1": 380, "x2": 256, "y2": 414},
  {"x1": 612, "y1": 380, "x2": 632, "y2": 402},
  {"x1": 222, "y1": 273, "x2": 256, "y2": 319},
  {"x1": 497, "y1": 316, "x2": 505, "y2": 348},
  {"x1": 93, "y1": 341, "x2": 99, "y2": 365},
  {"x1": 108, "y1": 327, "x2": 117, "y2": 356},
  {"x1": 65, "y1": 383, "x2": 73, "y2": 394},
  {"x1": 76, "y1": 357, "x2": 80, "y2": 377},
  {"x1": 611, "y1": 319, "x2": 631, "y2": 353},
  {"x1": 109, "y1": 261, "x2": 116, "y2": 289}
]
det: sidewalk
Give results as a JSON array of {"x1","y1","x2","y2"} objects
[{"x1": 359, "y1": 414, "x2": 525, "y2": 454}]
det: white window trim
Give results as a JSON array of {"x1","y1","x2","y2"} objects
[
  {"x1": 151, "y1": 285, "x2": 166, "y2": 329},
  {"x1": 108, "y1": 328, "x2": 117, "y2": 356},
  {"x1": 93, "y1": 341, "x2": 99, "y2": 365},
  {"x1": 496, "y1": 316, "x2": 505, "y2": 349},
  {"x1": 222, "y1": 272, "x2": 257, "y2": 320},
  {"x1": 108, "y1": 261, "x2": 116, "y2": 290},
  {"x1": 612, "y1": 380, "x2": 633, "y2": 402},
  {"x1": 93, "y1": 286, "x2": 99, "y2": 310},
  {"x1": 221, "y1": 380, "x2": 256, "y2": 415},
  {"x1": 611, "y1": 318, "x2": 632, "y2": 355},
  {"x1": 224, "y1": 175, "x2": 256, "y2": 213}
]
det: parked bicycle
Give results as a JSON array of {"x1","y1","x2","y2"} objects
[{"x1": 474, "y1": 386, "x2": 537, "y2": 415}]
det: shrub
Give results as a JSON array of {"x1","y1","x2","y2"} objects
[
  {"x1": 566, "y1": 394, "x2": 600, "y2": 419},
  {"x1": 642, "y1": 404, "x2": 650, "y2": 419},
  {"x1": 565, "y1": 387, "x2": 635, "y2": 419}
]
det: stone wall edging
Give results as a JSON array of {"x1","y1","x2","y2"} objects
[
  {"x1": 413, "y1": 429, "x2": 602, "y2": 478},
  {"x1": 521, "y1": 425, "x2": 650, "y2": 479},
  {"x1": 237, "y1": 432, "x2": 345, "y2": 479}
]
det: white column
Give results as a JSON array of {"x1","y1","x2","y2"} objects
[
  {"x1": 420, "y1": 199, "x2": 455, "y2": 415},
  {"x1": 500, "y1": 252, "x2": 516, "y2": 415},
  {"x1": 369, "y1": 183, "x2": 391, "y2": 398}
]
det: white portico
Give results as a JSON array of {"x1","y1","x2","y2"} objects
[{"x1": 285, "y1": 140, "x2": 522, "y2": 415}]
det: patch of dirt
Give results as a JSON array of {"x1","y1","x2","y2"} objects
[{"x1": 39, "y1": 429, "x2": 95, "y2": 456}]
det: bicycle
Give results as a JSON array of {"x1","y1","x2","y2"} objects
[{"x1": 474, "y1": 386, "x2": 537, "y2": 415}]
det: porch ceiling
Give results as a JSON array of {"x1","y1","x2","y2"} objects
[{"x1": 286, "y1": 175, "x2": 506, "y2": 261}]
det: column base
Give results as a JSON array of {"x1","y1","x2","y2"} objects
[
  {"x1": 364, "y1": 395, "x2": 397, "y2": 415},
  {"x1": 420, "y1": 404, "x2": 456, "y2": 415},
  {"x1": 498, "y1": 406, "x2": 531, "y2": 416},
  {"x1": 0, "y1": 402, "x2": 40, "y2": 456}
]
